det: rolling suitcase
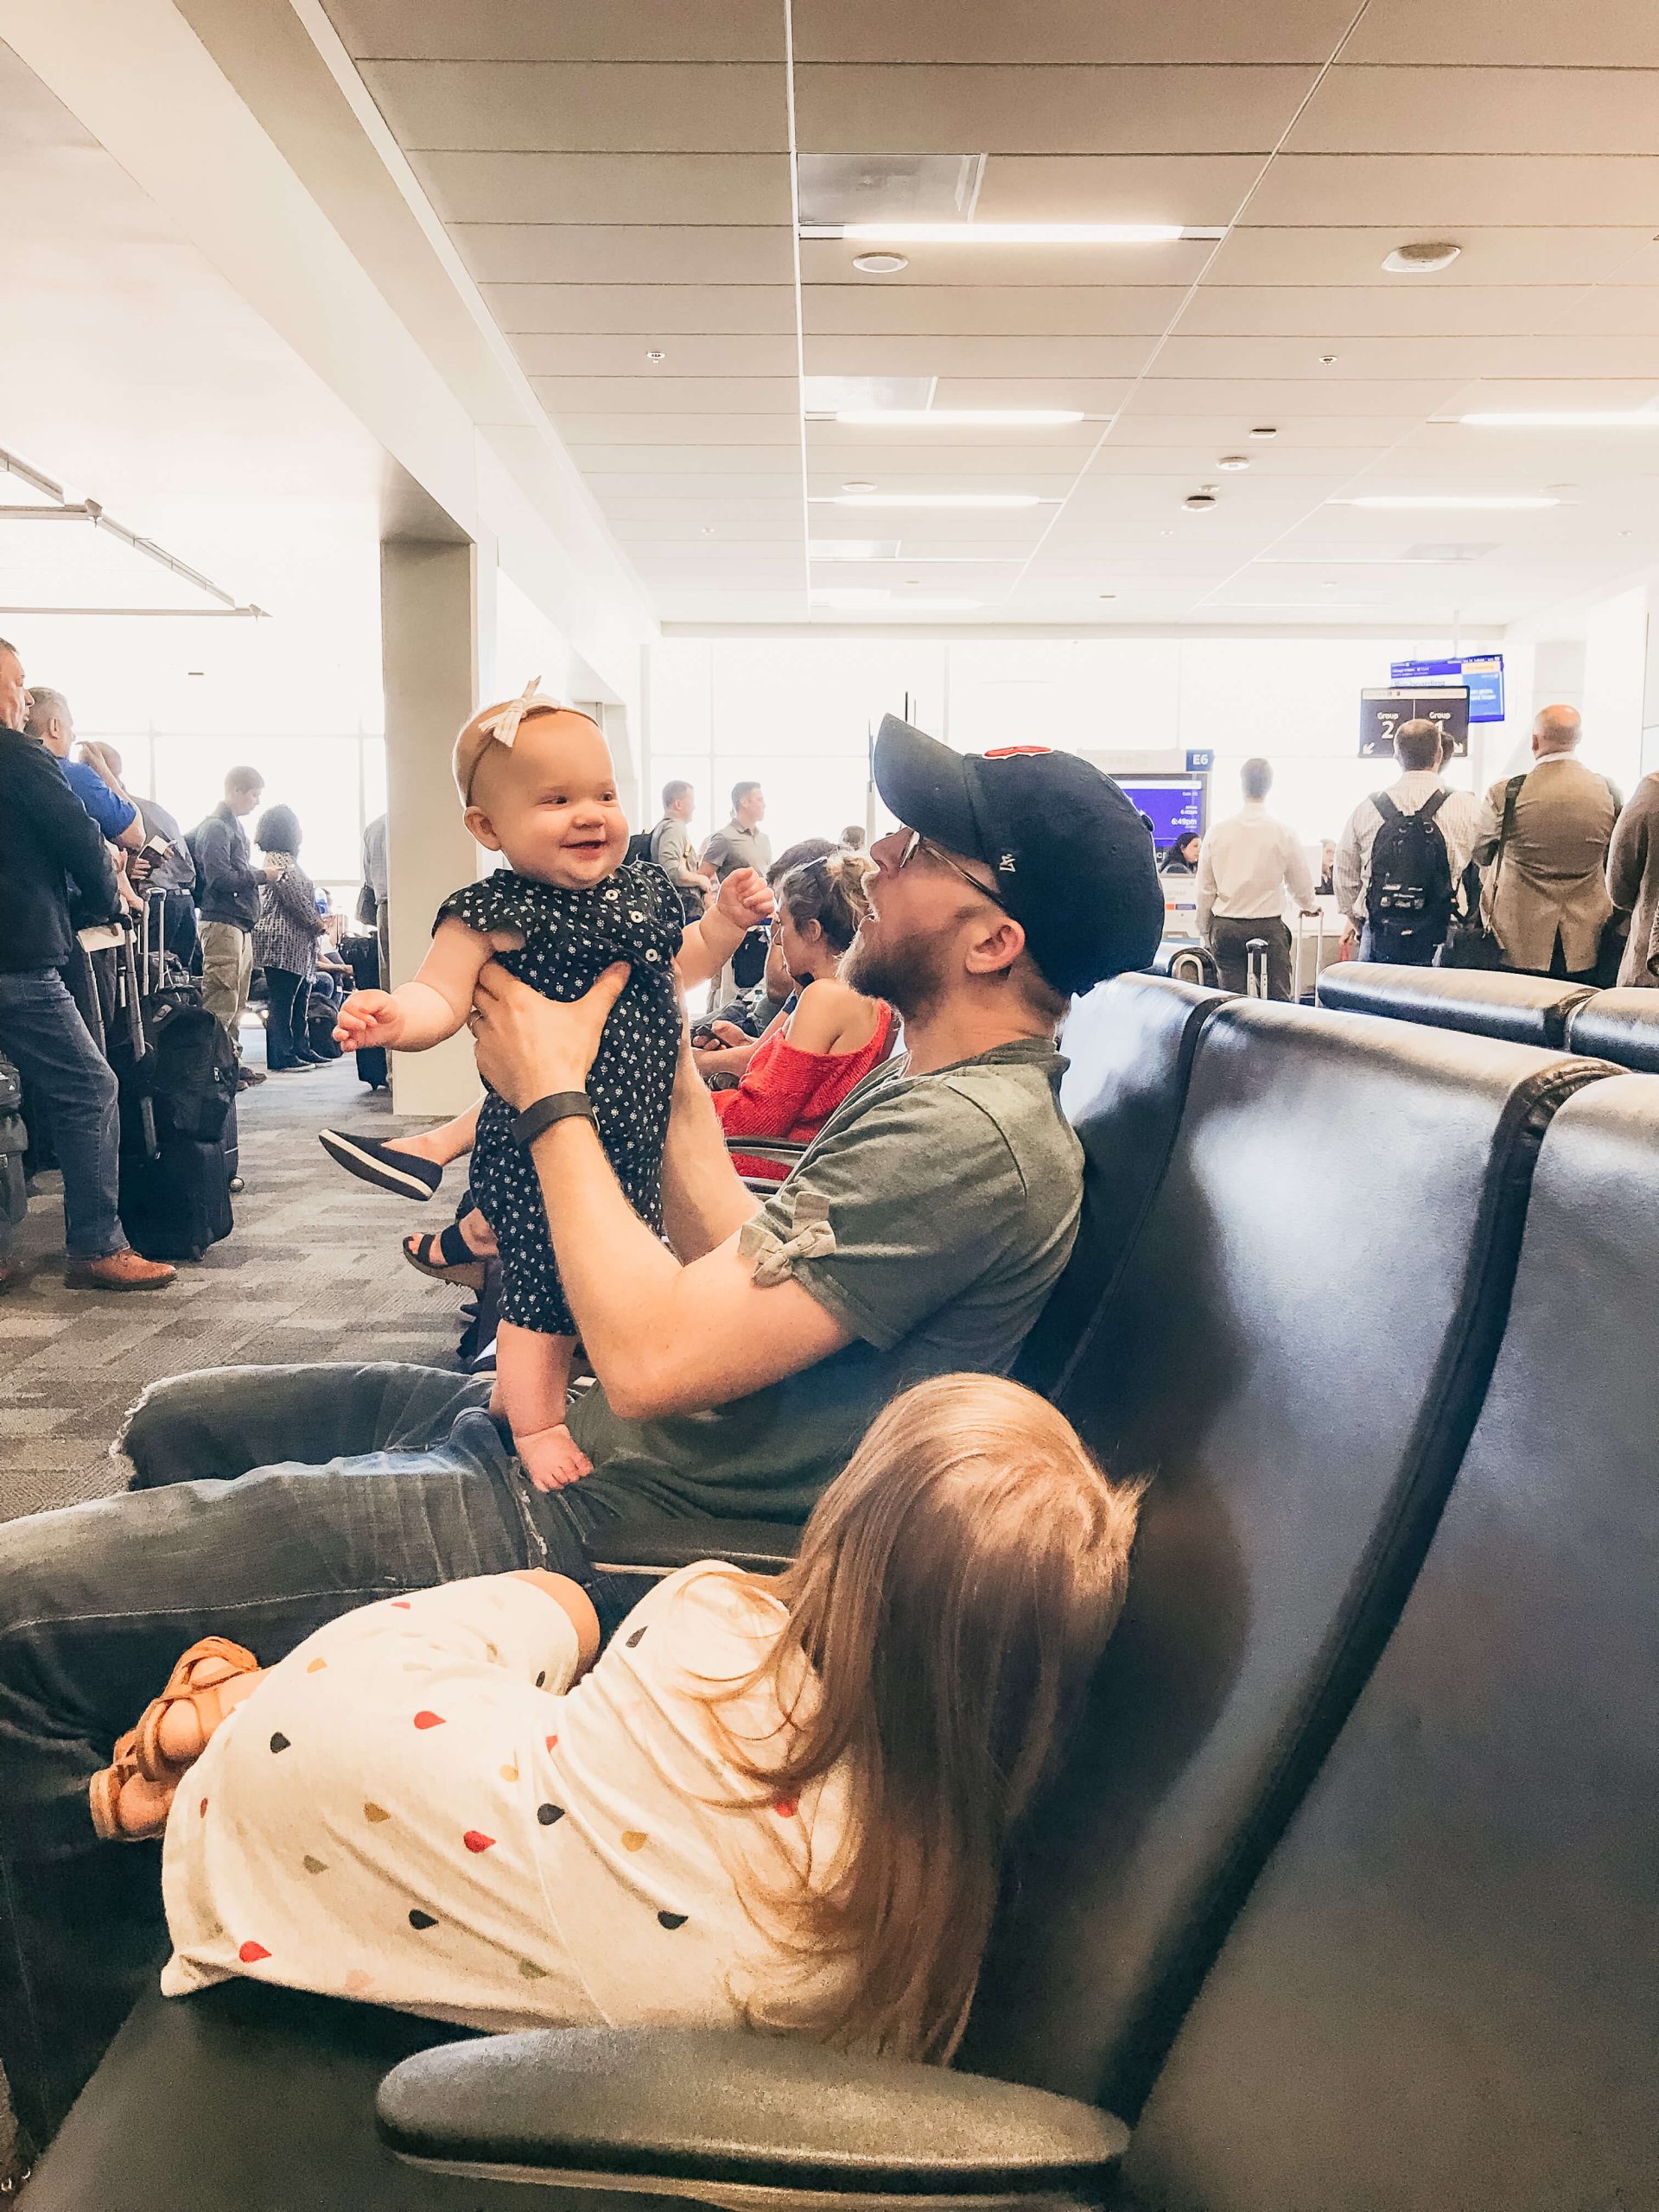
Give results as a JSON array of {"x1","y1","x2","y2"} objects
[
  {"x1": 112, "y1": 926, "x2": 236, "y2": 1262},
  {"x1": 1245, "y1": 938, "x2": 1270, "y2": 999}
]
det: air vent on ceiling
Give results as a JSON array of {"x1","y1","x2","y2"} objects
[{"x1": 797, "y1": 154, "x2": 984, "y2": 231}]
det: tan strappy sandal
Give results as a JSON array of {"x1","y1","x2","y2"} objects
[
  {"x1": 131, "y1": 1637, "x2": 260, "y2": 1784},
  {"x1": 88, "y1": 1728, "x2": 148, "y2": 1843}
]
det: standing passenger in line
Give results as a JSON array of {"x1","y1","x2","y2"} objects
[
  {"x1": 1471, "y1": 706, "x2": 1622, "y2": 983},
  {"x1": 1197, "y1": 758, "x2": 1318, "y2": 999},
  {"x1": 1334, "y1": 721, "x2": 1481, "y2": 966},
  {"x1": 192, "y1": 766, "x2": 269, "y2": 1088}
]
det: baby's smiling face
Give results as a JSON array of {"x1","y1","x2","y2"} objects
[{"x1": 462, "y1": 709, "x2": 630, "y2": 889}]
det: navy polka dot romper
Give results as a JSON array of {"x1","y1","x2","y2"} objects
[{"x1": 435, "y1": 862, "x2": 684, "y2": 1337}]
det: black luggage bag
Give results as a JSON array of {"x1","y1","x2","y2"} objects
[
  {"x1": 340, "y1": 931, "x2": 389, "y2": 1090},
  {"x1": 111, "y1": 928, "x2": 236, "y2": 1262}
]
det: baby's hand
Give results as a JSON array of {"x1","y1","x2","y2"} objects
[
  {"x1": 716, "y1": 867, "x2": 774, "y2": 933},
  {"x1": 334, "y1": 988, "x2": 406, "y2": 1050}
]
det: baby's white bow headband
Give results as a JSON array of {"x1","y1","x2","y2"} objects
[{"x1": 478, "y1": 674, "x2": 555, "y2": 753}]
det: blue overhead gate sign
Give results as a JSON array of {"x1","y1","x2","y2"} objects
[{"x1": 1390, "y1": 655, "x2": 1504, "y2": 723}]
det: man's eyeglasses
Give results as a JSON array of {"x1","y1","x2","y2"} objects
[{"x1": 897, "y1": 829, "x2": 1012, "y2": 913}]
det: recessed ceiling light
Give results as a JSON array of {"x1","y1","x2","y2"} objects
[
  {"x1": 826, "y1": 492, "x2": 1047, "y2": 509},
  {"x1": 1098, "y1": 593, "x2": 1116, "y2": 601},
  {"x1": 1317, "y1": 354, "x2": 1338, "y2": 366},
  {"x1": 852, "y1": 253, "x2": 908, "y2": 274},
  {"x1": 840, "y1": 221, "x2": 1184, "y2": 246},
  {"x1": 1249, "y1": 425, "x2": 1279, "y2": 440},
  {"x1": 1217, "y1": 454, "x2": 1250, "y2": 470},
  {"x1": 1382, "y1": 241, "x2": 1461, "y2": 275},
  {"x1": 701, "y1": 527, "x2": 715, "y2": 537},
  {"x1": 645, "y1": 349, "x2": 665, "y2": 363},
  {"x1": 1338, "y1": 493, "x2": 1559, "y2": 510},
  {"x1": 841, "y1": 480, "x2": 877, "y2": 493},
  {"x1": 1459, "y1": 410, "x2": 1659, "y2": 427},
  {"x1": 833, "y1": 408, "x2": 1085, "y2": 427}
]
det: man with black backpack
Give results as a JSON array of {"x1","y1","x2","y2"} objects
[{"x1": 1334, "y1": 718, "x2": 1482, "y2": 965}]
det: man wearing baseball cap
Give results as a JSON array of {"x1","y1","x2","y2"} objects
[{"x1": 0, "y1": 716, "x2": 1163, "y2": 2145}]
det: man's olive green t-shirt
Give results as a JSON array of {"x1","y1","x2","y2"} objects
[{"x1": 566, "y1": 1039, "x2": 1084, "y2": 1528}]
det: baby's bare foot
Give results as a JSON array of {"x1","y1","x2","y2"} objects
[{"x1": 516, "y1": 1424, "x2": 594, "y2": 1493}]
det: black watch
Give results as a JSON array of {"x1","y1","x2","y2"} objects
[{"x1": 512, "y1": 1091, "x2": 597, "y2": 1147}]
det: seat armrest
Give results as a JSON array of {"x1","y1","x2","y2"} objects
[
  {"x1": 591, "y1": 1520, "x2": 800, "y2": 1575},
  {"x1": 377, "y1": 2026, "x2": 1127, "y2": 2200}
]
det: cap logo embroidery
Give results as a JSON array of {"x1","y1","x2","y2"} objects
[
  {"x1": 983, "y1": 745, "x2": 1052, "y2": 758},
  {"x1": 998, "y1": 852, "x2": 1017, "y2": 873}
]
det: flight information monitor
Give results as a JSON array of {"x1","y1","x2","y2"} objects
[
  {"x1": 1114, "y1": 775, "x2": 1207, "y2": 849},
  {"x1": 1359, "y1": 686, "x2": 1470, "y2": 760}
]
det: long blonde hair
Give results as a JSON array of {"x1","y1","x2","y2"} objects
[{"x1": 714, "y1": 1373, "x2": 1142, "y2": 2063}]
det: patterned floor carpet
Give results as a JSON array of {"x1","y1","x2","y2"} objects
[{"x1": 0, "y1": 1035, "x2": 467, "y2": 1524}]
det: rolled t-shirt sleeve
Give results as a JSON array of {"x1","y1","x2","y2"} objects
[{"x1": 743, "y1": 1081, "x2": 1033, "y2": 1351}]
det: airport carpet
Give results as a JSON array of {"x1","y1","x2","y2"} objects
[{"x1": 0, "y1": 1037, "x2": 467, "y2": 1525}]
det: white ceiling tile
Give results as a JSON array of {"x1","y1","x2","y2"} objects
[
  {"x1": 482, "y1": 285, "x2": 799, "y2": 335},
  {"x1": 1153, "y1": 334, "x2": 1659, "y2": 380},
  {"x1": 1132, "y1": 377, "x2": 1467, "y2": 416},
  {"x1": 451, "y1": 226, "x2": 794, "y2": 283},
  {"x1": 1087, "y1": 442, "x2": 1389, "y2": 476},
  {"x1": 791, "y1": 0, "x2": 1357, "y2": 63},
  {"x1": 1247, "y1": 156, "x2": 1659, "y2": 228},
  {"x1": 324, "y1": 0, "x2": 785, "y2": 61},
  {"x1": 605, "y1": 504, "x2": 804, "y2": 538},
  {"x1": 588, "y1": 472, "x2": 804, "y2": 499},
  {"x1": 358, "y1": 61, "x2": 787, "y2": 152},
  {"x1": 533, "y1": 375, "x2": 801, "y2": 415},
  {"x1": 554, "y1": 415, "x2": 802, "y2": 444},
  {"x1": 409, "y1": 151, "x2": 791, "y2": 225},
  {"x1": 576, "y1": 445, "x2": 806, "y2": 474},
  {"x1": 802, "y1": 334, "x2": 1155, "y2": 378},
  {"x1": 804, "y1": 471, "x2": 1082, "y2": 498},
  {"x1": 1343, "y1": 0, "x2": 1659, "y2": 67},
  {"x1": 1206, "y1": 226, "x2": 1657, "y2": 286},
  {"x1": 1180, "y1": 286, "x2": 1659, "y2": 339},
  {"x1": 799, "y1": 237, "x2": 1212, "y2": 287},
  {"x1": 514, "y1": 334, "x2": 798, "y2": 376},
  {"x1": 792, "y1": 65, "x2": 1318, "y2": 155},
  {"x1": 1096, "y1": 411, "x2": 1428, "y2": 447},
  {"x1": 974, "y1": 153, "x2": 1258, "y2": 223},
  {"x1": 1288, "y1": 67, "x2": 1659, "y2": 157},
  {"x1": 803, "y1": 285, "x2": 1186, "y2": 336}
]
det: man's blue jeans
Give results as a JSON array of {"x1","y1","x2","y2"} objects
[
  {"x1": 0, "y1": 1361, "x2": 646, "y2": 2154},
  {"x1": 0, "y1": 968, "x2": 124, "y2": 1258}
]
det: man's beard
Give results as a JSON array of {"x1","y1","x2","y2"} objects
[{"x1": 842, "y1": 918, "x2": 952, "y2": 1021}]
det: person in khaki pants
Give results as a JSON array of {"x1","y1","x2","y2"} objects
[
  {"x1": 191, "y1": 766, "x2": 267, "y2": 1087},
  {"x1": 1472, "y1": 706, "x2": 1622, "y2": 983}
]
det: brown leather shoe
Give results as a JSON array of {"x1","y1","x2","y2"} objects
[
  {"x1": 0, "y1": 1259, "x2": 21, "y2": 1296},
  {"x1": 64, "y1": 1249, "x2": 176, "y2": 1292}
]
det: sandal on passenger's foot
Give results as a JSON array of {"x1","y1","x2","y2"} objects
[
  {"x1": 132, "y1": 1637, "x2": 260, "y2": 1784},
  {"x1": 89, "y1": 1728, "x2": 146, "y2": 1843},
  {"x1": 319, "y1": 1128, "x2": 443, "y2": 1199},
  {"x1": 403, "y1": 1225, "x2": 486, "y2": 1289}
]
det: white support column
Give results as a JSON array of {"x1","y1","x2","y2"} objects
[{"x1": 381, "y1": 535, "x2": 494, "y2": 1118}]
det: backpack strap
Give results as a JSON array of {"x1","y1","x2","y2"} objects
[
  {"x1": 1418, "y1": 787, "x2": 1449, "y2": 827},
  {"x1": 1372, "y1": 792, "x2": 1402, "y2": 826}
]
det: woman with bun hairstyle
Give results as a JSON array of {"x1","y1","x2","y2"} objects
[{"x1": 712, "y1": 850, "x2": 895, "y2": 1180}]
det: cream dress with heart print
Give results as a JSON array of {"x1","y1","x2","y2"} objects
[{"x1": 161, "y1": 1566, "x2": 853, "y2": 2035}]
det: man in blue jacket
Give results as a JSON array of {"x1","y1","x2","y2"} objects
[{"x1": 0, "y1": 639, "x2": 174, "y2": 1294}]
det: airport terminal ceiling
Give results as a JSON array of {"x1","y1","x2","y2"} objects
[{"x1": 317, "y1": 0, "x2": 1659, "y2": 632}]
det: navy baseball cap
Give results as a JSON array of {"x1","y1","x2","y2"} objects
[{"x1": 873, "y1": 714, "x2": 1164, "y2": 998}]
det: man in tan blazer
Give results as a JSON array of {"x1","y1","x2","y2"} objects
[{"x1": 1472, "y1": 705, "x2": 1622, "y2": 981}]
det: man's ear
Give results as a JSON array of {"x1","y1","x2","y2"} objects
[
  {"x1": 465, "y1": 803, "x2": 505, "y2": 854},
  {"x1": 963, "y1": 912, "x2": 1027, "y2": 981}
]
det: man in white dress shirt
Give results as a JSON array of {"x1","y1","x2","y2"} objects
[
  {"x1": 1334, "y1": 720, "x2": 1482, "y2": 964},
  {"x1": 1196, "y1": 757, "x2": 1318, "y2": 999}
]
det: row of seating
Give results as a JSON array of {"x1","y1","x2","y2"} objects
[
  {"x1": 1317, "y1": 959, "x2": 1659, "y2": 1069},
  {"x1": 30, "y1": 978, "x2": 1656, "y2": 2209}
]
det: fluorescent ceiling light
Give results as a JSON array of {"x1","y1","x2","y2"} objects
[
  {"x1": 1458, "y1": 410, "x2": 1659, "y2": 428},
  {"x1": 838, "y1": 221, "x2": 1184, "y2": 245},
  {"x1": 1337, "y1": 494, "x2": 1558, "y2": 511},
  {"x1": 807, "y1": 538, "x2": 900, "y2": 563},
  {"x1": 824, "y1": 492, "x2": 1046, "y2": 509},
  {"x1": 834, "y1": 408, "x2": 1086, "y2": 427}
]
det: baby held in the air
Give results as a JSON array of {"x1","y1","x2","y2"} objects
[{"x1": 334, "y1": 683, "x2": 772, "y2": 1493}]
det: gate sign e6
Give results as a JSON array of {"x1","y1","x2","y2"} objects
[{"x1": 1360, "y1": 686, "x2": 1471, "y2": 760}]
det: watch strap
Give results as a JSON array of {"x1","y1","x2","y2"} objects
[{"x1": 512, "y1": 1091, "x2": 597, "y2": 1147}]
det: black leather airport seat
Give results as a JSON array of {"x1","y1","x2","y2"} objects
[
  {"x1": 1563, "y1": 983, "x2": 1659, "y2": 1071},
  {"x1": 1315, "y1": 959, "x2": 1595, "y2": 1047},
  {"x1": 957, "y1": 1003, "x2": 1606, "y2": 2119},
  {"x1": 1147, "y1": 940, "x2": 1222, "y2": 988},
  {"x1": 25, "y1": 1011, "x2": 1609, "y2": 2209},
  {"x1": 1119, "y1": 1074, "x2": 1659, "y2": 2212},
  {"x1": 1017, "y1": 974, "x2": 1228, "y2": 1397}
]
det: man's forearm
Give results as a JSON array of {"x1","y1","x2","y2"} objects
[{"x1": 663, "y1": 1047, "x2": 756, "y2": 1257}]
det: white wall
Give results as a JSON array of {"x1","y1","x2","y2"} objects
[{"x1": 647, "y1": 633, "x2": 1509, "y2": 859}]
